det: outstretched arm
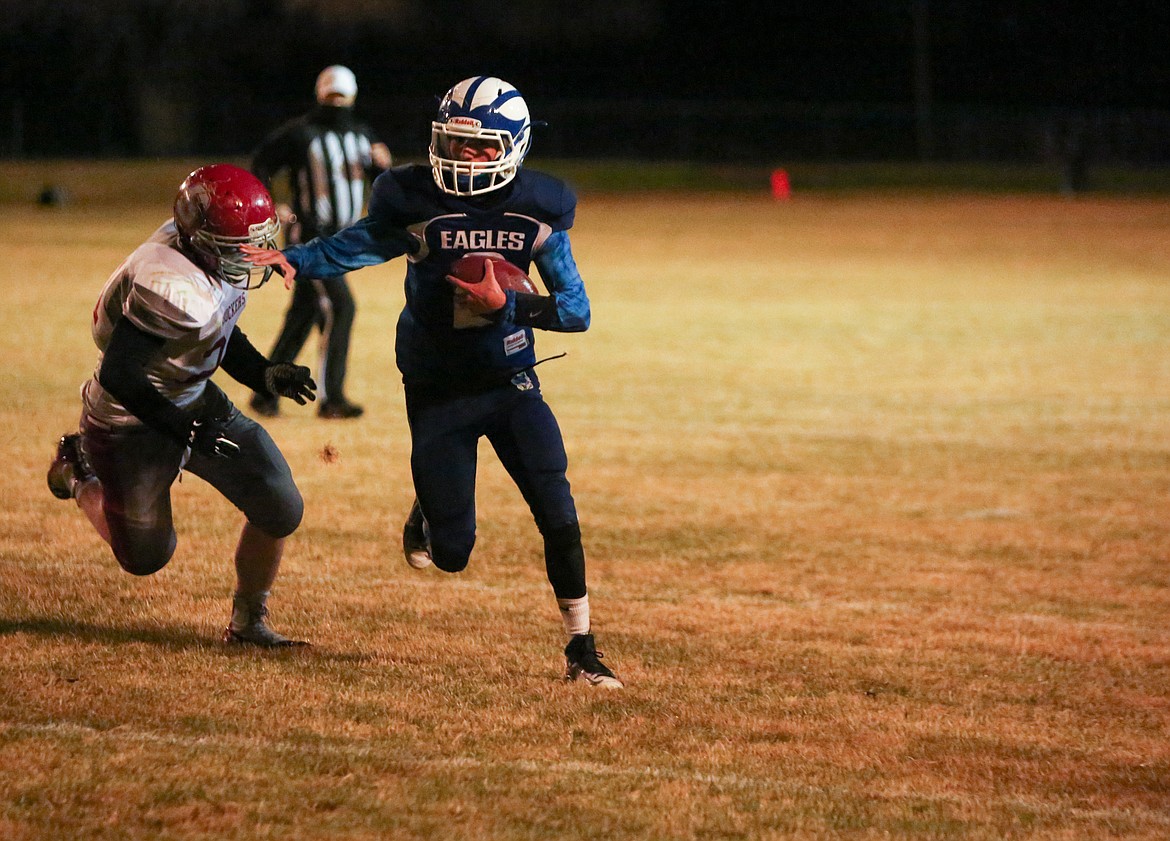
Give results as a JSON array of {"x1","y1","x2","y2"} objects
[
  {"x1": 220, "y1": 329, "x2": 316, "y2": 406},
  {"x1": 243, "y1": 215, "x2": 416, "y2": 285},
  {"x1": 240, "y1": 244, "x2": 297, "y2": 288}
]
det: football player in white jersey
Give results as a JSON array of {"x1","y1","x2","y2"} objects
[{"x1": 47, "y1": 164, "x2": 318, "y2": 647}]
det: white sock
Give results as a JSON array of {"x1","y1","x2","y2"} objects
[{"x1": 557, "y1": 596, "x2": 590, "y2": 636}]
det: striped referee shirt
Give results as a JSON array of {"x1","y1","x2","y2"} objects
[{"x1": 251, "y1": 104, "x2": 389, "y2": 242}]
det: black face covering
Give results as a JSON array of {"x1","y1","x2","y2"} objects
[{"x1": 312, "y1": 104, "x2": 356, "y2": 127}]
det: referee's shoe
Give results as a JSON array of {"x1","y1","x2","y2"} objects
[{"x1": 318, "y1": 398, "x2": 364, "y2": 419}]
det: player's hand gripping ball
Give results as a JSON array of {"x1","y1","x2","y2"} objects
[
  {"x1": 450, "y1": 254, "x2": 538, "y2": 295},
  {"x1": 447, "y1": 254, "x2": 536, "y2": 315}
]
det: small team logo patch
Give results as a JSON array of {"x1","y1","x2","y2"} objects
[
  {"x1": 503, "y1": 330, "x2": 528, "y2": 356},
  {"x1": 511, "y1": 372, "x2": 534, "y2": 391}
]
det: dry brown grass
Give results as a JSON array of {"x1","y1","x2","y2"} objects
[{"x1": 1, "y1": 170, "x2": 1168, "y2": 839}]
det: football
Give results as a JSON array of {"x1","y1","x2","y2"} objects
[{"x1": 449, "y1": 253, "x2": 538, "y2": 295}]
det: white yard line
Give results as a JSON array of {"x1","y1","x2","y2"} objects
[{"x1": 3, "y1": 719, "x2": 781, "y2": 791}]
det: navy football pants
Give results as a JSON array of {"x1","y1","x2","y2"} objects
[{"x1": 405, "y1": 378, "x2": 586, "y2": 599}]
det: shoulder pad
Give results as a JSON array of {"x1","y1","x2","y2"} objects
[
  {"x1": 515, "y1": 169, "x2": 576, "y2": 230},
  {"x1": 122, "y1": 245, "x2": 219, "y2": 339}
]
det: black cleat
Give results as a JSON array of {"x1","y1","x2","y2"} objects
[
  {"x1": 223, "y1": 624, "x2": 309, "y2": 648},
  {"x1": 402, "y1": 498, "x2": 432, "y2": 569},
  {"x1": 47, "y1": 433, "x2": 93, "y2": 500},
  {"x1": 249, "y1": 393, "x2": 280, "y2": 417},
  {"x1": 564, "y1": 633, "x2": 623, "y2": 689},
  {"x1": 223, "y1": 601, "x2": 308, "y2": 648},
  {"x1": 318, "y1": 399, "x2": 364, "y2": 420}
]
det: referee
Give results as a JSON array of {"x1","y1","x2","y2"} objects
[{"x1": 249, "y1": 65, "x2": 391, "y2": 419}]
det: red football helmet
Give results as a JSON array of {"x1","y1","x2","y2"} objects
[{"x1": 174, "y1": 164, "x2": 280, "y2": 288}]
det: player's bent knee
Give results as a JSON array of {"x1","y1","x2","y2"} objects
[
  {"x1": 430, "y1": 532, "x2": 475, "y2": 573},
  {"x1": 112, "y1": 530, "x2": 177, "y2": 576},
  {"x1": 243, "y1": 482, "x2": 303, "y2": 538},
  {"x1": 431, "y1": 545, "x2": 471, "y2": 573},
  {"x1": 236, "y1": 470, "x2": 301, "y2": 535},
  {"x1": 432, "y1": 553, "x2": 469, "y2": 573}
]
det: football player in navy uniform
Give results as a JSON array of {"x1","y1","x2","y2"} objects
[
  {"x1": 244, "y1": 76, "x2": 622, "y2": 687},
  {"x1": 47, "y1": 164, "x2": 317, "y2": 647}
]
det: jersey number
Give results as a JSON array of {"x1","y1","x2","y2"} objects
[{"x1": 175, "y1": 337, "x2": 227, "y2": 385}]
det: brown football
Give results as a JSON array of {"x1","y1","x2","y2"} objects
[{"x1": 449, "y1": 253, "x2": 538, "y2": 295}]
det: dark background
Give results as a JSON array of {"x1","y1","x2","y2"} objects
[{"x1": 2, "y1": 0, "x2": 1169, "y2": 165}]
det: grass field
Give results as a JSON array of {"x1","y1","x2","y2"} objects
[{"x1": 1, "y1": 162, "x2": 1168, "y2": 839}]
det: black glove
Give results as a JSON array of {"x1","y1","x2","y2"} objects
[
  {"x1": 188, "y1": 417, "x2": 241, "y2": 459},
  {"x1": 264, "y1": 363, "x2": 317, "y2": 405}
]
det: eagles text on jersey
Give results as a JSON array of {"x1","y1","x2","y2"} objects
[{"x1": 283, "y1": 164, "x2": 590, "y2": 392}]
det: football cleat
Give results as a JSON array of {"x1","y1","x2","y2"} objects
[
  {"x1": 564, "y1": 633, "x2": 623, "y2": 689},
  {"x1": 47, "y1": 433, "x2": 94, "y2": 500},
  {"x1": 402, "y1": 498, "x2": 433, "y2": 569},
  {"x1": 223, "y1": 600, "x2": 308, "y2": 648},
  {"x1": 223, "y1": 623, "x2": 308, "y2": 647}
]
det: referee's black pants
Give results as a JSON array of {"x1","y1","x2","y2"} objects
[{"x1": 267, "y1": 274, "x2": 356, "y2": 404}]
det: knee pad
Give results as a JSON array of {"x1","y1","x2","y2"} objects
[
  {"x1": 245, "y1": 483, "x2": 303, "y2": 539},
  {"x1": 113, "y1": 528, "x2": 177, "y2": 576},
  {"x1": 430, "y1": 531, "x2": 475, "y2": 573}
]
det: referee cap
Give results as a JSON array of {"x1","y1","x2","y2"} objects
[{"x1": 316, "y1": 65, "x2": 358, "y2": 102}]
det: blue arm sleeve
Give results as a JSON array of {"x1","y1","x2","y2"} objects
[
  {"x1": 516, "y1": 230, "x2": 589, "y2": 332},
  {"x1": 284, "y1": 215, "x2": 415, "y2": 279}
]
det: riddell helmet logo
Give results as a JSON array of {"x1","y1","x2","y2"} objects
[{"x1": 449, "y1": 117, "x2": 481, "y2": 128}]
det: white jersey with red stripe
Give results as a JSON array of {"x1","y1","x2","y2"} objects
[{"x1": 82, "y1": 220, "x2": 248, "y2": 429}]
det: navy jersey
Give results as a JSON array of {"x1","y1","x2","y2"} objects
[{"x1": 283, "y1": 164, "x2": 590, "y2": 390}]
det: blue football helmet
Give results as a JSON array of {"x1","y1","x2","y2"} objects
[{"x1": 430, "y1": 76, "x2": 532, "y2": 197}]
